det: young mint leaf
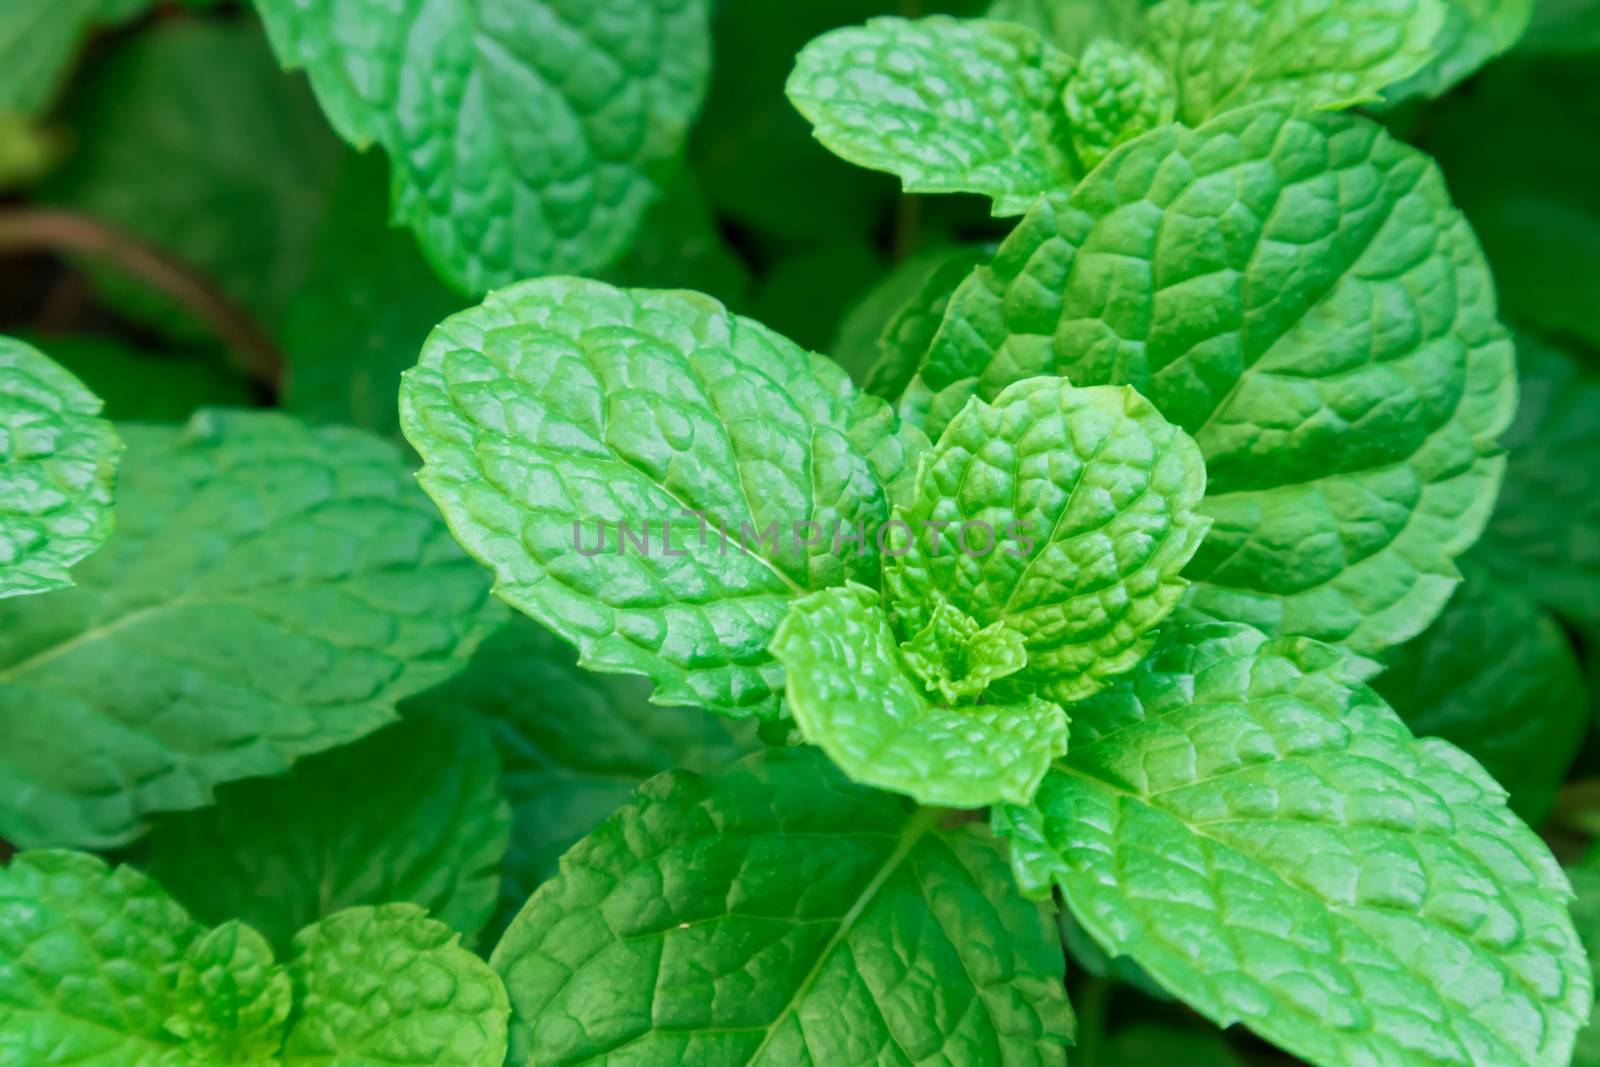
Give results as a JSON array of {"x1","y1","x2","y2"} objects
[
  {"x1": 41, "y1": 19, "x2": 344, "y2": 340},
  {"x1": 770, "y1": 583, "x2": 1067, "y2": 807},
  {"x1": 252, "y1": 0, "x2": 712, "y2": 293},
  {"x1": 1062, "y1": 38, "x2": 1173, "y2": 168},
  {"x1": 280, "y1": 905, "x2": 509, "y2": 1067},
  {"x1": 916, "y1": 105, "x2": 1514, "y2": 658},
  {"x1": 0, "y1": 850, "x2": 207, "y2": 1062},
  {"x1": 1373, "y1": 565, "x2": 1587, "y2": 824},
  {"x1": 786, "y1": 17, "x2": 1079, "y2": 215},
  {"x1": 0, "y1": 410, "x2": 505, "y2": 849},
  {"x1": 1142, "y1": 0, "x2": 1445, "y2": 119},
  {"x1": 399, "y1": 277, "x2": 916, "y2": 719},
  {"x1": 0, "y1": 336, "x2": 121, "y2": 601},
  {"x1": 1474, "y1": 335, "x2": 1600, "y2": 626},
  {"x1": 994, "y1": 623, "x2": 1591, "y2": 1067},
  {"x1": 986, "y1": 0, "x2": 1150, "y2": 53},
  {"x1": 886, "y1": 378, "x2": 1208, "y2": 703},
  {"x1": 139, "y1": 702, "x2": 509, "y2": 956},
  {"x1": 164, "y1": 921, "x2": 292, "y2": 1063},
  {"x1": 1385, "y1": 0, "x2": 1536, "y2": 100},
  {"x1": 490, "y1": 748, "x2": 1074, "y2": 1066},
  {"x1": 411, "y1": 615, "x2": 754, "y2": 942}
]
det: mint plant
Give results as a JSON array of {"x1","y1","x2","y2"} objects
[{"x1": 1, "y1": 2, "x2": 1598, "y2": 1066}]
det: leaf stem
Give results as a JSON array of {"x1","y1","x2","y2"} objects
[{"x1": 0, "y1": 208, "x2": 285, "y2": 393}]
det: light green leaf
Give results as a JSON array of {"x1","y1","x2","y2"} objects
[
  {"x1": 1143, "y1": 0, "x2": 1445, "y2": 119},
  {"x1": 165, "y1": 922, "x2": 292, "y2": 1064},
  {"x1": 491, "y1": 748, "x2": 1074, "y2": 1066},
  {"x1": 1373, "y1": 565, "x2": 1587, "y2": 824},
  {"x1": 771, "y1": 583, "x2": 1067, "y2": 806},
  {"x1": 1386, "y1": 0, "x2": 1536, "y2": 99},
  {"x1": 1476, "y1": 334, "x2": 1600, "y2": 626},
  {"x1": 0, "y1": 336, "x2": 121, "y2": 601},
  {"x1": 995, "y1": 623, "x2": 1591, "y2": 1067},
  {"x1": 399, "y1": 277, "x2": 914, "y2": 719},
  {"x1": 0, "y1": 410, "x2": 505, "y2": 849},
  {"x1": 409, "y1": 614, "x2": 754, "y2": 942},
  {"x1": 1063, "y1": 38, "x2": 1173, "y2": 168},
  {"x1": 786, "y1": 16, "x2": 1079, "y2": 215},
  {"x1": 139, "y1": 702, "x2": 509, "y2": 956},
  {"x1": 0, "y1": 850, "x2": 206, "y2": 1063},
  {"x1": 41, "y1": 19, "x2": 344, "y2": 339},
  {"x1": 986, "y1": 0, "x2": 1150, "y2": 53},
  {"x1": 886, "y1": 378, "x2": 1208, "y2": 703},
  {"x1": 281, "y1": 905, "x2": 509, "y2": 1067},
  {"x1": 916, "y1": 105, "x2": 1514, "y2": 657},
  {"x1": 253, "y1": 0, "x2": 712, "y2": 294}
]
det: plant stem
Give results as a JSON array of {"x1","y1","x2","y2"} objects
[{"x1": 0, "y1": 208, "x2": 285, "y2": 394}]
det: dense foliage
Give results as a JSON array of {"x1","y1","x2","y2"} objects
[{"x1": 3, "y1": 1, "x2": 1599, "y2": 1064}]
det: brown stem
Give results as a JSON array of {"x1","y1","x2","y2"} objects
[{"x1": 0, "y1": 208, "x2": 284, "y2": 393}]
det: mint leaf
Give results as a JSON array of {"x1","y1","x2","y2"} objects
[
  {"x1": 1475, "y1": 335, "x2": 1600, "y2": 626},
  {"x1": 140, "y1": 702, "x2": 509, "y2": 956},
  {"x1": 771, "y1": 583, "x2": 1067, "y2": 806},
  {"x1": 1373, "y1": 566, "x2": 1587, "y2": 824},
  {"x1": 253, "y1": 0, "x2": 712, "y2": 293},
  {"x1": 0, "y1": 336, "x2": 121, "y2": 601},
  {"x1": 399, "y1": 277, "x2": 913, "y2": 719},
  {"x1": 165, "y1": 922, "x2": 292, "y2": 1063},
  {"x1": 786, "y1": 17, "x2": 1078, "y2": 214},
  {"x1": 0, "y1": 850, "x2": 206, "y2": 1062},
  {"x1": 0, "y1": 410, "x2": 505, "y2": 848},
  {"x1": 281, "y1": 905, "x2": 508, "y2": 1067},
  {"x1": 1568, "y1": 851, "x2": 1600, "y2": 1067},
  {"x1": 918, "y1": 105, "x2": 1514, "y2": 657},
  {"x1": 410, "y1": 615, "x2": 754, "y2": 941},
  {"x1": 986, "y1": 0, "x2": 1149, "y2": 53},
  {"x1": 886, "y1": 378, "x2": 1208, "y2": 703},
  {"x1": 1062, "y1": 38, "x2": 1173, "y2": 168},
  {"x1": 1143, "y1": 0, "x2": 1445, "y2": 119},
  {"x1": 995, "y1": 623, "x2": 1591, "y2": 1067},
  {"x1": 1386, "y1": 0, "x2": 1536, "y2": 99},
  {"x1": 491, "y1": 748, "x2": 1074, "y2": 1066},
  {"x1": 41, "y1": 19, "x2": 343, "y2": 339}
]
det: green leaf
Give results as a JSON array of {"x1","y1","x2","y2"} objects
[
  {"x1": 0, "y1": 850, "x2": 207, "y2": 1062},
  {"x1": 995, "y1": 623, "x2": 1591, "y2": 1067},
  {"x1": 399, "y1": 277, "x2": 914, "y2": 719},
  {"x1": 17, "y1": 332, "x2": 252, "y2": 423},
  {"x1": 1475, "y1": 334, "x2": 1600, "y2": 625},
  {"x1": 41, "y1": 19, "x2": 344, "y2": 339},
  {"x1": 0, "y1": 335, "x2": 121, "y2": 601},
  {"x1": 916, "y1": 105, "x2": 1514, "y2": 657},
  {"x1": 1062, "y1": 38, "x2": 1173, "y2": 169},
  {"x1": 771, "y1": 583, "x2": 1067, "y2": 806},
  {"x1": 0, "y1": 410, "x2": 505, "y2": 849},
  {"x1": 253, "y1": 0, "x2": 713, "y2": 293},
  {"x1": 407, "y1": 614, "x2": 754, "y2": 942},
  {"x1": 1386, "y1": 0, "x2": 1536, "y2": 99},
  {"x1": 0, "y1": 0, "x2": 151, "y2": 116},
  {"x1": 1567, "y1": 850, "x2": 1600, "y2": 1067},
  {"x1": 786, "y1": 16, "x2": 1079, "y2": 215},
  {"x1": 280, "y1": 905, "x2": 509, "y2": 1067},
  {"x1": 139, "y1": 701, "x2": 509, "y2": 956},
  {"x1": 165, "y1": 922, "x2": 292, "y2": 1063},
  {"x1": 491, "y1": 748, "x2": 1074, "y2": 1066},
  {"x1": 1373, "y1": 566, "x2": 1587, "y2": 824},
  {"x1": 986, "y1": 0, "x2": 1150, "y2": 53},
  {"x1": 282, "y1": 154, "x2": 463, "y2": 441},
  {"x1": 1142, "y1": 0, "x2": 1445, "y2": 119},
  {"x1": 886, "y1": 378, "x2": 1209, "y2": 703}
]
